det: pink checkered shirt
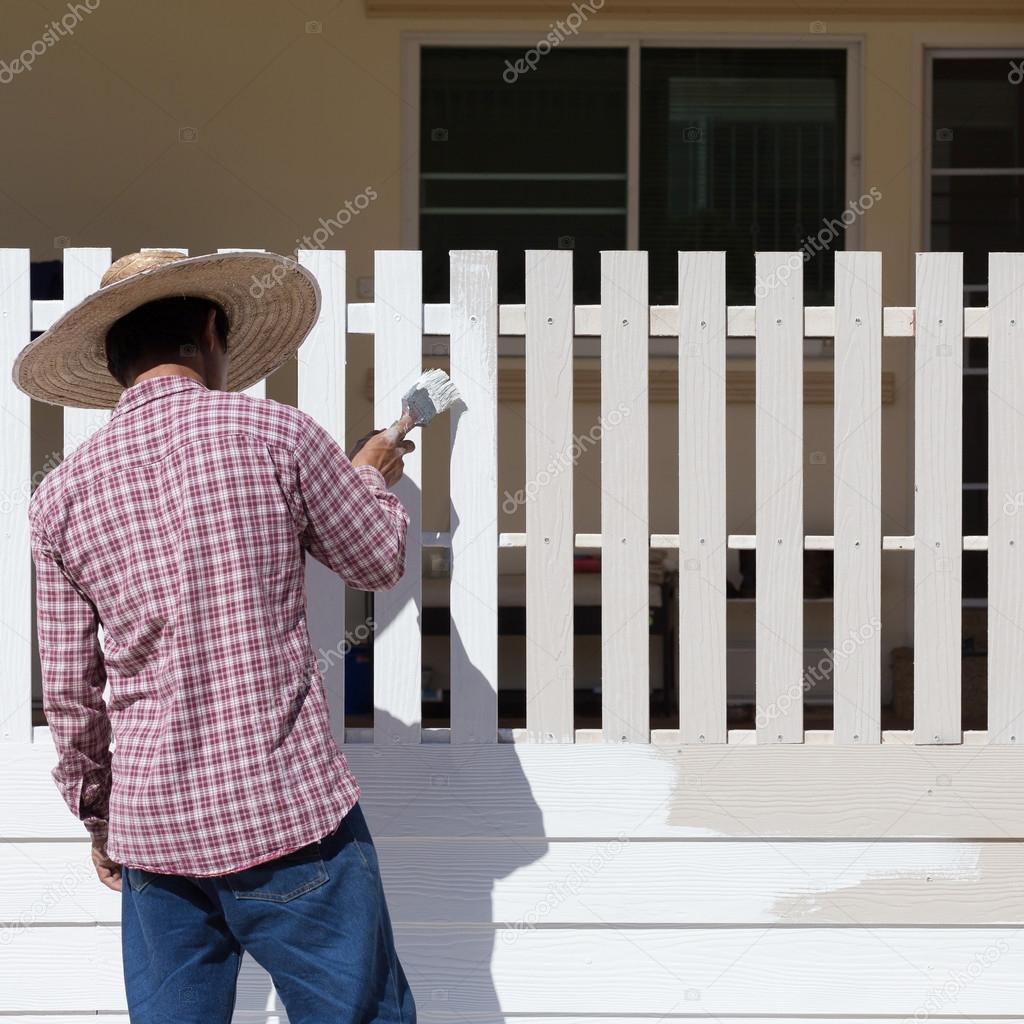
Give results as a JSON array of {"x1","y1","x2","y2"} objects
[{"x1": 29, "y1": 374, "x2": 409, "y2": 876}]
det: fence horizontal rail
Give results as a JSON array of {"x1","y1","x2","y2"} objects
[
  {"x1": 423, "y1": 531, "x2": 992, "y2": 550},
  {"x1": 30, "y1": 299, "x2": 996, "y2": 339}
]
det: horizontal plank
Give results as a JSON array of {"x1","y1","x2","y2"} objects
[
  {"x1": 33, "y1": 726, "x2": 995, "y2": 748},
  {"x1": 0, "y1": 842, "x2": 119, "y2": 922},
  {"x1": 8, "y1": 743, "x2": 1024, "y2": 840},
  {"x1": 406, "y1": 926, "x2": 1024, "y2": 1016},
  {"x1": 5, "y1": 925, "x2": 1024, "y2": 1015},
  {"x1": 342, "y1": 302, "x2": 988, "y2": 339},
  {"x1": 726, "y1": 534, "x2": 987, "y2": 551},
  {"x1": 431, "y1": 533, "x2": 989, "y2": 551},
  {"x1": 4, "y1": 839, "x2": 1020, "y2": 927},
  {"x1": 486, "y1": 533, "x2": 988, "y2": 550},
  {"x1": 373, "y1": 839, "x2": 1024, "y2": 927}
]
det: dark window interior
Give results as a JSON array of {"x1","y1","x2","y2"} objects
[
  {"x1": 640, "y1": 48, "x2": 848, "y2": 304},
  {"x1": 419, "y1": 47, "x2": 628, "y2": 304}
]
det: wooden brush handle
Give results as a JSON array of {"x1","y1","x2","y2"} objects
[{"x1": 382, "y1": 409, "x2": 416, "y2": 445}]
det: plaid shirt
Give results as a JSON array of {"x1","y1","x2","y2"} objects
[{"x1": 28, "y1": 374, "x2": 409, "y2": 876}]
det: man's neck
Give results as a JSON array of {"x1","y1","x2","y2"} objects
[{"x1": 130, "y1": 364, "x2": 206, "y2": 387}]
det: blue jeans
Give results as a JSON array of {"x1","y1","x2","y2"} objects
[{"x1": 121, "y1": 800, "x2": 416, "y2": 1023}]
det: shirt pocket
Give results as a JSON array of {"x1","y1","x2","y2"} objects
[{"x1": 224, "y1": 840, "x2": 329, "y2": 902}]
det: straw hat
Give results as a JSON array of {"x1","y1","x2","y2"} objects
[{"x1": 12, "y1": 249, "x2": 321, "y2": 409}]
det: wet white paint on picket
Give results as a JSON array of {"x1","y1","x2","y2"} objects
[
  {"x1": 524, "y1": 250, "x2": 574, "y2": 742},
  {"x1": 297, "y1": 249, "x2": 348, "y2": 744},
  {"x1": 754, "y1": 252, "x2": 804, "y2": 743},
  {"x1": 987, "y1": 252, "x2": 1024, "y2": 745},
  {"x1": 914, "y1": 253, "x2": 963, "y2": 744},
  {"x1": 677, "y1": 251, "x2": 727, "y2": 744},
  {"x1": 372, "y1": 250, "x2": 423, "y2": 744},
  {"x1": 833, "y1": 252, "x2": 883, "y2": 744},
  {"x1": 448, "y1": 249, "x2": 499, "y2": 744}
]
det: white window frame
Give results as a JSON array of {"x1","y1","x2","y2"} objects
[{"x1": 401, "y1": 32, "x2": 863, "y2": 354}]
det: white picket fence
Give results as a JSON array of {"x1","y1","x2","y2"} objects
[
  {"x1": 2, "y1": 248, "x2": 1022, "y2": 749},
  {"x1": 5, "y1": 246, "x2": 1024, "y2": 1021}
]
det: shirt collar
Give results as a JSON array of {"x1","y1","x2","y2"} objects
[{"x1": 112, "y1": 375, "x2": 208, "y2": 419}]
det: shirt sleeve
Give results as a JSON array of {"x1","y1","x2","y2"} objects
[
  {"x1": 29, "y1": 505, "x2": 112, "y2": 846},
  {"x1": 294, "y1": 414, "x2": 411, "y2": 591}
]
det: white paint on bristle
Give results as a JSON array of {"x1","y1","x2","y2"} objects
[{"x1": 403, "y1": 368, "x2": 461, "y2": 425}]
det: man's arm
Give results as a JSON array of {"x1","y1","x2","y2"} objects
[
  {"x1": 295, "y1": 414, "x2": 411, "y2": 591},
  {"x1": 29, "y1": 507, "x2": 112, "y2": 848}
]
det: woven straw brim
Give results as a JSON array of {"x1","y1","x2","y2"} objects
[{"x1": 11, "y1": 252, "x2": 321, "y2": 409}]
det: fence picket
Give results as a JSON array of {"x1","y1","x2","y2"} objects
[
  {"x1": 525, "y1": 250, "x2": 574, "y2": 742},
  {"x1": 373, "y1": 251, "x2": 423, "y2": 744},
  {"x1": 62, "y1": 249, "x2": 111, "y2": 452},
  {"x1": 833, "y1": 252, "x2": 882, "y2": 744},
  {"x1": 601, "y1": 251, "x2": 650, "y2": 743},
  {"x1": 297, "y1": 249, "x2": 349, "y2": 746},
  {"x1": 986, "y1": 252, "x2": 1024, "y2": 744},
  {"x1": 678, "y1": 252, "x2": 727, "y2": 745},
  {"x1": 449, "y1": 251, "x2": 499, "y2": 743},
  {"x1": 914, "y1": 252, "x2": 963, "y2": 744},
  {"x1": 0, "y1": 249, "x2": 33, "y2": 742},
  {"x1": 755, "y1": 253, "x2": 804, "y2": 743}
]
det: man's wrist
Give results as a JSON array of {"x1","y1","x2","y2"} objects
[{"x1": 86, "y1": 818, "x2": 109, "y2": 846}]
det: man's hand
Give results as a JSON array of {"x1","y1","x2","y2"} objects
[
  {"x1": 350, "y1": 429, "x2": 414, "y2": 488},
  {"x1": 92, "y1": 839, "x2": 122, "y2": 892}
]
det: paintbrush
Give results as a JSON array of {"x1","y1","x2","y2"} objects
[{"x1": 381, "y1": 368, "x2": 461, "y2": 445}]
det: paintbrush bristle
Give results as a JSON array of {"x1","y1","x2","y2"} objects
[{"x1": 401, "y1": 368, "x2": 462, "y2": 426}]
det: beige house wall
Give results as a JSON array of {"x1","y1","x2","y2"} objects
[{"x1": 6, "y1": 1, "x2": 1024, "y2": 708}]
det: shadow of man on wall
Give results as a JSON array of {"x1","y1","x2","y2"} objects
[{"x1": 234, "y1": 702, "x2": 546, "y2": 1022}]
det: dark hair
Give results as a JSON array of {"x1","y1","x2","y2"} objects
[{"x1": 105, "y1": 296, "x2": 230, "y2": 386}]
